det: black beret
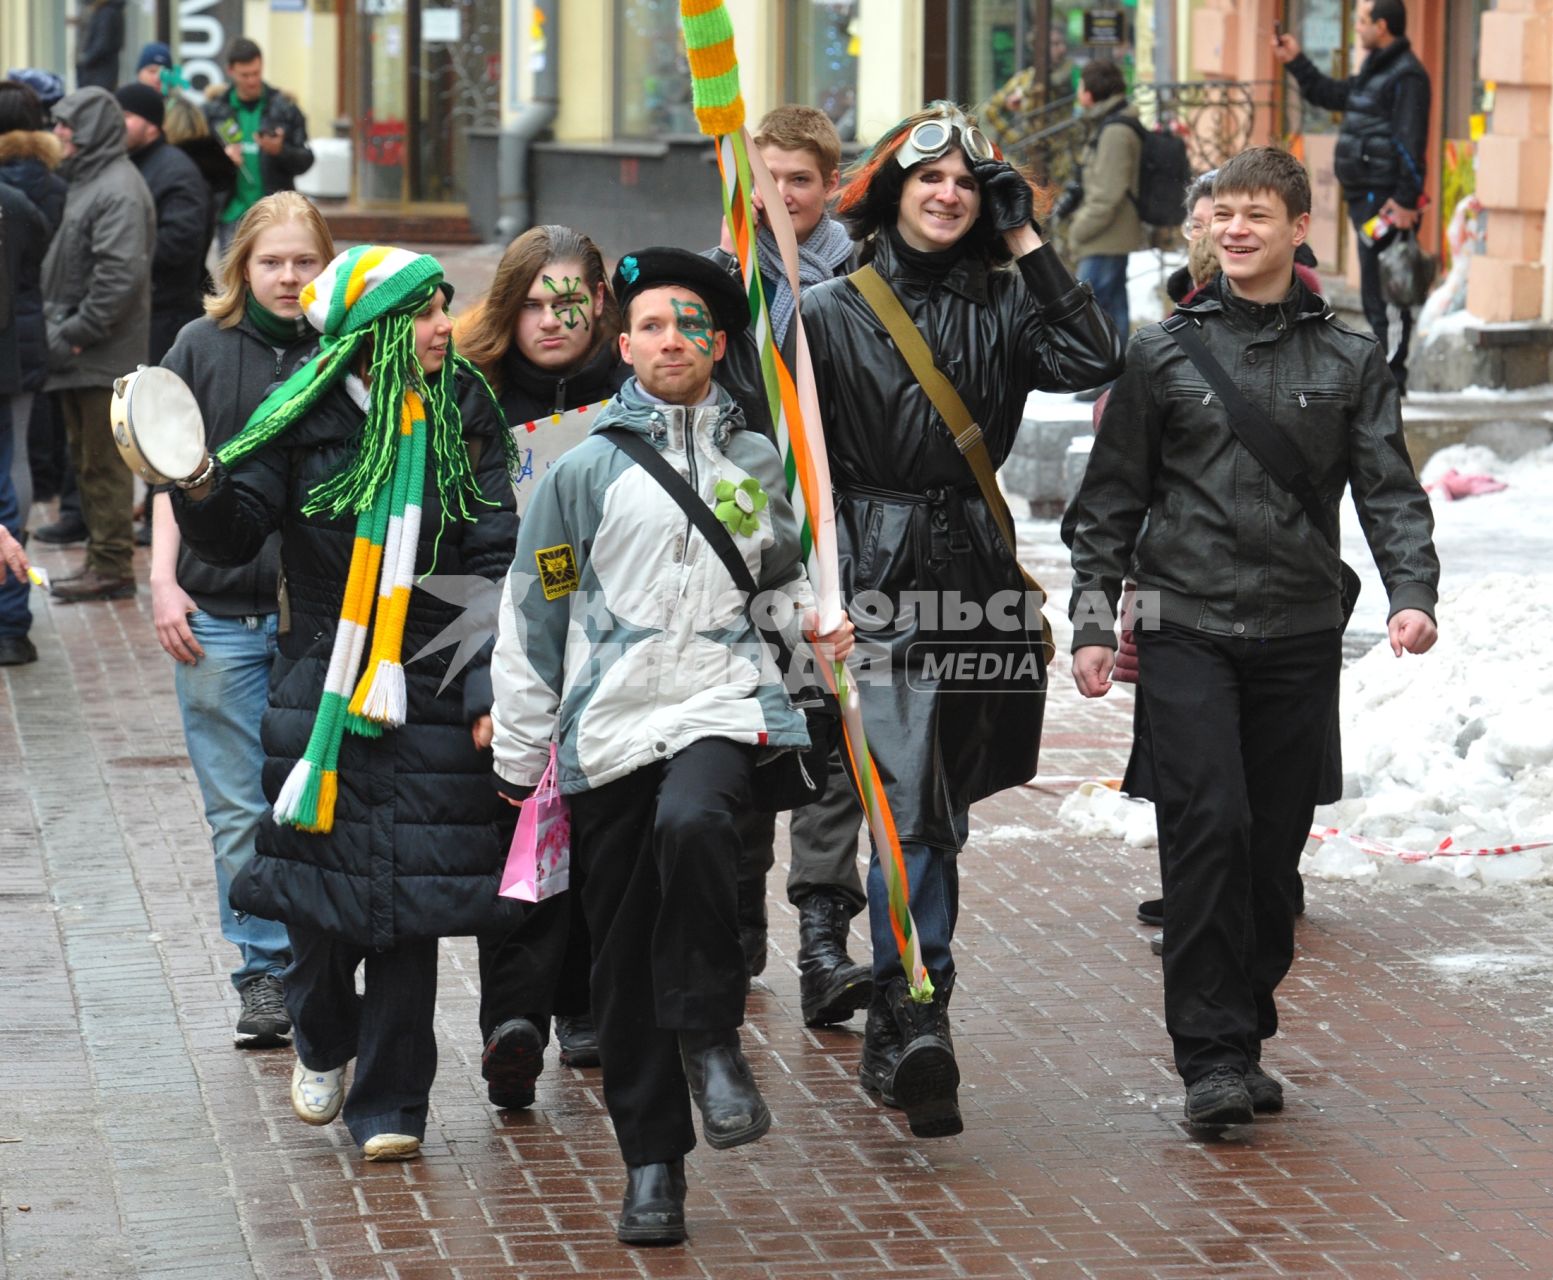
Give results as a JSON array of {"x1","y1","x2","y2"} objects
[{"x1": 612, "y1": 246, "x2": 750, "y2": 338}]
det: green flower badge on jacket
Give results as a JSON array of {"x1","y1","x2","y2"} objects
[{"x1": 714, "y1": 476, "x2": 768, "y2": 538}]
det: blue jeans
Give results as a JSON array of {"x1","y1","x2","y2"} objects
[
  {"x1": 0, "y1": 397, "x2": 32, "y2": 639},
  {"x1": 175, "y1": 610, "x2": 291, "y2": 988},
  {"x1": 866, "y1": 809, "x2": 969, "y2": 988},
  {"x1": 1077, "y1": 254, "x2": 1130, "y2": 343}
]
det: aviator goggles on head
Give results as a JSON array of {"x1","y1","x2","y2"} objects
[{"x1": 893, "y1": 106, "x2": 997, "y2": 171}]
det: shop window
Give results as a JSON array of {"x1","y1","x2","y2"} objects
[
  {"x1": 616, "y1": 0, "x2": 696, "y2": 138},
  {"x1": 1284, "y1": 0, "x2": 1348, "y2": 137},
  {"x1": 788, "y1": 0, "x2": 860, "y2": 142},
  {"x1": 960, "y1": 1, "x2": 1129, "y2": 118}
]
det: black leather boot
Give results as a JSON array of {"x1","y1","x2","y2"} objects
[
  {"x1": 857, "y1": 986, "x2": 903, "y2": 1107},
  {"x1": 679, "y1": 1029, "x2": 771, "y2": 1149},
  {"x1": 797, "y1": 890, "x2": 872, "y2": 1026},
  {"x1": 889, "y1": 979, "x2": 962, "y2": 1139},
  {"x1": 617, "y1": 1158, "x2": 687, "y2": 1245}
]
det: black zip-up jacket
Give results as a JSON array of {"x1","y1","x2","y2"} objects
[
  {"x1": 129, "y1": 138, "x2": 212, "y2": 318},
  {"x1": 495, "y1": 339, "x2": 627, "y2": 426},
  {"x1": 159, "y1": 312, "x2": 317, "y2": 616},
  {"x1": 1286, "y1": 37, "x2": 1430, "y2": 210},
  {"x1": 202, "y1": 82, "x2": 314, "y2": 195},
  {"x1": 1067, "y1": 273, "x2": 1439, "y2": 651}
]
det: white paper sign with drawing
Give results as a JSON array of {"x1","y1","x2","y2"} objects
[{"x1": 508, "y1": 401, "x2": 610, "y2": 516}]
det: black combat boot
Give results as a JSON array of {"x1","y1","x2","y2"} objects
[
  {"x1": 796, "y1": 890, "x2": 872, "y2": 1026},
  {"x1": 858, "y1": 984, "x2": 902, "y2": 1107},
  {"x1": 889, "y1": 978, "x2": 962, "y2": 1139},
  {"x1": 679, "y1": 1029, "x2": 771, "y2": 1149},
  {"x1": 617, "y1": 1158, "x2": 687, "y2": 1245}
]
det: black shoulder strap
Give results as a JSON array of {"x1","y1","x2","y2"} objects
[
  {"x1": 1160, "y1": 313, "x2": 1326, "y2": 528},
  {"x1": 599, "y1": 426, "x2": 798, "y2": 675}
]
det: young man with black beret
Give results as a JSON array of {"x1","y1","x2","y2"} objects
[{"x1": 489, "y1": 247, "x2": 853, "y2": 1245}]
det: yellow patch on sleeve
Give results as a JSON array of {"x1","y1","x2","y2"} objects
[{"x1": 535, "y1": 543, "x2": 580, "y2": 601}]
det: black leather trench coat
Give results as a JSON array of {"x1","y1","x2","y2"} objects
[{"x1": 802, "y1": 235, "x2": 1124, "y2": 848}]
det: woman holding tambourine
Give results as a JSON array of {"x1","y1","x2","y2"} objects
[{"x1": 163, "y1": 246, "x2": 520, "y2": 1161}]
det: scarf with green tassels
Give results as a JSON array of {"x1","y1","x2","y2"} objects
[{"x1": 216, "y1": 245, "x2": 510, "y2": 834}]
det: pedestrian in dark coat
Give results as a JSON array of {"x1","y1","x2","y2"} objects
[
  {"x1": 454, "y1": 223, "x2": 624, "y2": 1107},
  {"x1": 117, "y1": 84, "x2": 211, "y2": 364},
  {"x1": 0, "y1": 81, "x2": 68, "y2": 531},
  {"x1": 203, "y1": 39, "x2": 313, "y2": 250},
  {"x1": 173, "y1": 248, "x2": 519, "y2": 1160},
  {"x1": 1067, "y1": 148, "x2": 1438, "y2": 1129},
  {"x1": 801, "y1": 102, "x2": 1123, "y2": 1140},
  {"x1": 75, "y1": 0, "x2": 127, "y2": 92},
  {"x1": 1274, "y1": 0, "x2": 1430, "y2": 392},
  {"x1": 0, "y1": 86, "x2": 67, "y2": 388},
  {"x1": 163, "y1": 95, "x2": 237, "y2": 272},
  {"x1": 0, "y1": 176, "x2": 52, "y2": 666}
]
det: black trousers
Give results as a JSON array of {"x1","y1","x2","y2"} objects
[
  {"x1": 285, "y1": 923, "x2": 440, "y2": 1145},
  {"x1": 475, "y1": 885, "x2": 592, "y2": 1044},
  {"x1": 1137, "y1": 621, "x2": 1340, "y2": 1084},
  {"x1": 1350, "y1": 207, "x2": 1413, "y2": 383},
  {"x1": 571, "y1": 737, "x2": 755, "y2": 1165}
]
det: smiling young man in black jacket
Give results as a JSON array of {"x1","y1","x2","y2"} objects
[
  {"x1": 1274, "y1": 0, "x2": 1429, "y2": 393},
  {"x1": 1067, "y1": 147, "x2": 1440, "y2": 1129}
]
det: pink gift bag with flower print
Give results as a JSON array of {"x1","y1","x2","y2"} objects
[{"x1": 499, "y1": 744, "x2": 571, "y2": 901}]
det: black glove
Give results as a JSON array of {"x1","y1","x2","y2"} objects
[{"x1": 973, "y1": 158, "x2": 1037, "y2": 234}]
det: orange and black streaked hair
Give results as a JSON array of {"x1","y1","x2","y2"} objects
[{"x1": 836, "y1": 104, "x2": 1050, "y2": 265}]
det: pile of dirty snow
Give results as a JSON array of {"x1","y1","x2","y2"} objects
[
  {"x1": 1308, "y1": 570, "x2": 1553, "y2": 886},
  {"x1": 1056, "y1": 573, "x2": 1553, "y2": 888}
]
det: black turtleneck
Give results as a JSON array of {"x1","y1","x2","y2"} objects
[{"x1": 885, "y1": 225, "x2": 967, "y2": 282}]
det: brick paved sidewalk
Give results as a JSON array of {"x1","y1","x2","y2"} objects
[{"x1": 4, "y1": 533, "x2": 1553, "y2": 1280}]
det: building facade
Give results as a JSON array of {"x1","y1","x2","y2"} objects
[{"x1": 3, "y1": 0, "x2": 1549, "y2": 331}]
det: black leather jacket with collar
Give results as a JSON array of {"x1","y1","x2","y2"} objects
[{"x1": 1067, "y1": 273, "x2": 1439, "y2": 649}]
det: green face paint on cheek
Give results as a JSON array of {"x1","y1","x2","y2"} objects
[
  {"x1": 541, "y1": 274, "x2": 591, "y2": 332},
  {"x1": 672, "y1": 299, "x2": 714, "y2": 355}
]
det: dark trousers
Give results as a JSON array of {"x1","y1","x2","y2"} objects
[
  {"x1": 284, "y1": 924, "x2": 440, "y2": 1145},
  {"x1": 784, "y1": 748, "x2": 867, "y2": 912},
  {"x1": 571, "y1": 737, "x2": 755, "y2": 1165},
  {"x1": 475, "y1": 886, "x2": 592, "y2": 1044},
  {"x1": 734, "y1": 807, "x2": 777, "y2": 943},
  {"x1": 28, "y1": 392, "x2": 68, "y2": 503},
  {"x1": 1138, "y1": 621, "x2": 1340, "y2": 1084},
  {"x1": 1351, "y1": 210, "x2": 1413, "y2": 384},
  {"x1": 59, "y1": 385, "x2": 132, "y2": 578},
  {"x1": 1077, "y1": 253, "x2": 1130, "y2": 341}
]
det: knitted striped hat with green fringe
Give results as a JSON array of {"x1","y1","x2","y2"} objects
[{"x1": 215, "y1": 246, "x2": 502, "y2": 835}]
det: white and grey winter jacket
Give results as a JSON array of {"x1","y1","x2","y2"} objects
[{"x1": 490, "y1": 377, "x2": 816, "y2": 796}]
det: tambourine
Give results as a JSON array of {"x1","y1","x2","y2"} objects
[{"x1": 110, "y1": 365, "x2": 209, "y2": 486}]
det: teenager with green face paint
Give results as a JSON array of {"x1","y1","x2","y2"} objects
[{"x1": 489, "y1": 246, "x2": 854, "y2": 1245}]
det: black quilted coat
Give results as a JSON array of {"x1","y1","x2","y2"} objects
[{"x1": 174, "y1": 372, "x2": 520, "y2": 948}]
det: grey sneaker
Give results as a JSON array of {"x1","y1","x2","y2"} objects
[{"x1": 235, "y1": 974, "x2": 292, "y2": 1049}]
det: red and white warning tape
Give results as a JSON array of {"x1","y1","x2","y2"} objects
[{"x1": 1307, "y1": 827, "x2": 1553, "y2": 865}]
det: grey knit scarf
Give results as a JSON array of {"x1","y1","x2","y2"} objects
[{"x1": 756, "y1": 214, "x2": 854, "y2": 349}]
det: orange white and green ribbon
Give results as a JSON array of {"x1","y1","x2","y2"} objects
[{"x1": 681, "y1": 0, "x2": 931, "y2": 1001}]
